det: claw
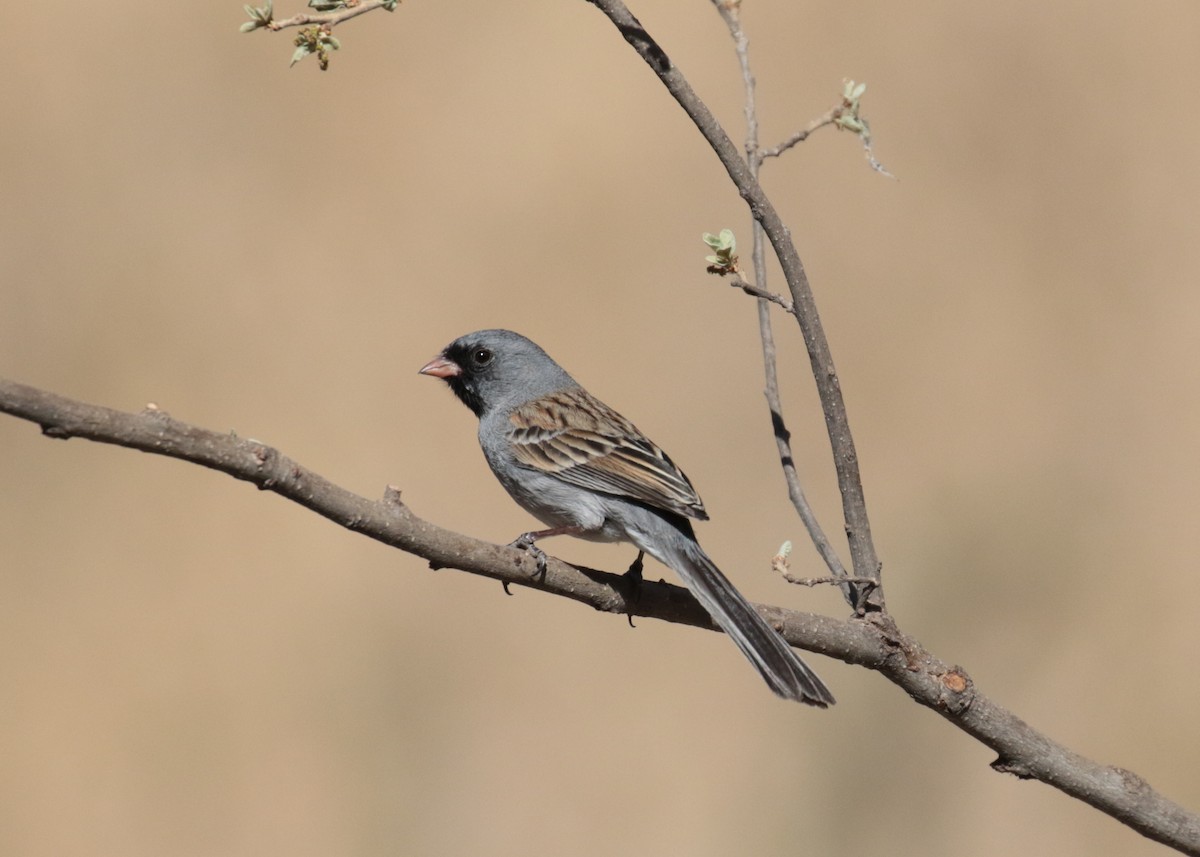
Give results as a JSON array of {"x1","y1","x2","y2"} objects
[{"x1": 624, "y1": 550, "x2": 645, "y2": 628}]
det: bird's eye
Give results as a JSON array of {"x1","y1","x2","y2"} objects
[{"x1": 472, "y1": 348, "x2": 493, "y2": 366}]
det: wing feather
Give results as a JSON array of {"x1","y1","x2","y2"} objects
[{"x1": 508, "y1": 388, "x2": 708, "y2": 520}]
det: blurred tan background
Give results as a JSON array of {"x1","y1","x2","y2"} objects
[{"x1": 2, "y1": 1, "x2": 1198, "y2": 854}]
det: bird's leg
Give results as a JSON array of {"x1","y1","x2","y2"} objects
[
  {"x1": 624, "y1": 550, "x2": 645, "y2": 628},
  {"x1": 509, "y1": 526, "x2": 584, "y2": 576}
]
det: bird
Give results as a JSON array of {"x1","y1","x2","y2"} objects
[{"x1": 419, "y1": 329, "x2": 834, "y2": 706}]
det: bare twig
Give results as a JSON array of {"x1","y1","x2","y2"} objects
[
  {"x1": 725, "y1": 272, "x2": 794, "y2": 314},
  {"x1": 267, "y1": 0, "x2": 394, "y2": 31},
  {"x1": 782, "y1": 574, "x2": 879, "y2": 588},
  {"x1": 853, "y1": 113, "x2": 894, "y2": 178},
  {"x1": 2, "y1": 377, "x2": 1196, "y2": 853},
  {"x1": 758, "y1": 111, "x2": 838, "y2": 160}
]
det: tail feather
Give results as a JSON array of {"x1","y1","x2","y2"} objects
[{"x1": 652, "y1": 537, "x2": 835, "y2": 706}]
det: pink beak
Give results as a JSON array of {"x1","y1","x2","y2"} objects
[{"x1": 418, "y1": 354, "x2": 462, "y2": 379}]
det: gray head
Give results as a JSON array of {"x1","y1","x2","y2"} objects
[{"x1": 419, "y1": 329, "x2": 578, "y2": 417}]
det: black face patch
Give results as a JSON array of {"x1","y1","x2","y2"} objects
[{"x1": 441, "y1": 341, "x2": 489, "y2": 416}]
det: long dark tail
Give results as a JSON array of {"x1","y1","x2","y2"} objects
[{"x1": 651, "y1": 535, "x2": 835, "y2": 706}]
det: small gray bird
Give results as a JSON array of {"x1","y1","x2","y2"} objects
[{"x1": 420, "y1": 329, "x2": 834, "y2": 706}]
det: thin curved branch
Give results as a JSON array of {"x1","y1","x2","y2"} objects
[
  {"x1": 1, "y1": 377, "x2": 1196, "y2": 853},
  {"x1": 587, "y1": 0, "x2": 883, "y2": 612},
  {"x1": 710, "y1": 2, "x2": 854, "y2": 605}
]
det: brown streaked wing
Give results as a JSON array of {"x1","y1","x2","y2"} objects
[{"x1": 508, "y1": 388, "x2": 708, "y2": 520}]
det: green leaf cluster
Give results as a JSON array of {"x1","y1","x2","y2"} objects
[
  {"x1": 834, "y1": 79, "x2": 869, "y2": 135},
  {"x1": 240, "y1": 0, "x2": 274, "y2": 32},
  {"x1": 702, "y1": 229, "x2": 738, "y2": 274},
  {"x1": 292, "y1": 26, "x2": 341, "y2": 70}
]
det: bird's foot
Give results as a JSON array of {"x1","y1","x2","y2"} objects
[{"x1": 509, "y1": 532, "x2": 549, "y2": 575}]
